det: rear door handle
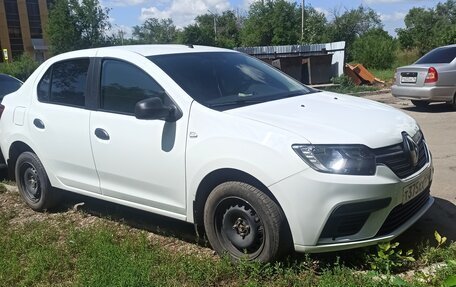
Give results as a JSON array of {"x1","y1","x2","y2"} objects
[
  {"x1": 33, "y1": 118, "x2": 45, "y2": 129},
  {"x1": 95, "y1": 128, "x2": 110, "y2": 140}
]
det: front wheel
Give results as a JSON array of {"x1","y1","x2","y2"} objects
[
  {"x1": 411, "y1": 100, "x2": 430, "y2": 108},
  {"x1": 15, "y1": 152, "x2": 60, "y2": 211},
  {"x1": 203, "y1": 182, "x2": 291, "y2": 262}
]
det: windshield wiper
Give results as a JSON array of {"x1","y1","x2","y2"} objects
[{"x1": 208, "y1": 98, "x2": 264, "y2": 108}]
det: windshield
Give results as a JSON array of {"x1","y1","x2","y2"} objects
[
  {"x1": 148, "y1": 52, "x2": 315, "y2": 110},
  {"x1": 415, "y1": 46, "x2": 456, "y2": 64}
]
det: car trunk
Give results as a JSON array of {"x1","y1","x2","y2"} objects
[{"x1": 396, "y1": 64, "x2": 447, "y2": 87}]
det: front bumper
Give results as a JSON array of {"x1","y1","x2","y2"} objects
[
  {"x1": 391, "y1": 84, "x2": 455, "y2": 102},
  {"x1": 269, "y1": 158, "x2": 434, "y2": 253}
]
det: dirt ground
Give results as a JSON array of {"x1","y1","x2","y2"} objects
[{"x1": 363, "y1": 92, "x2": 456, "y2": 244}]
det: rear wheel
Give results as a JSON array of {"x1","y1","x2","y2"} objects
[
  {"x1": 15, "y1": 152, "x2": 61, "y2": 211},
  {"x1": 449, "y1": 94, "x2": 456, "y2": 110},
  {"x1": 203, "y1": 181, "x2": 291, "y2": 262},
  {"x1": 411, "y1": 100, "x2": 430, "y2": 108}
]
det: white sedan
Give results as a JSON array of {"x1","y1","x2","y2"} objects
[{"x1": 0, "y1": 45, "x2": 433, "y2": 262}]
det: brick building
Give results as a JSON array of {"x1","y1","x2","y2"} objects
[{"x1": 0, "y1": 0, "x2": 50, "y2": 62}]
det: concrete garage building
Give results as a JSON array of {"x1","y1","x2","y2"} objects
[{"x1": 0, "y1": 0, "x2": 50, "y2": 62}]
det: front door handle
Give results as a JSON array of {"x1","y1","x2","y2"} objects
[
  {"x1": 33, "y1": 118, "x2": 45, "y2": 129},
  {"x1": 95, "y1": 128, "x2": 110, "y2": 140}
]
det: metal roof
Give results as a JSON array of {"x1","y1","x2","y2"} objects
[{"x1": 235, "y1": 41, "x2": 346, "y2": 58}]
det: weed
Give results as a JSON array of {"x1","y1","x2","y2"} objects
[
  {"x1": 435, "y1": 230, "x2": 447, "y2": 249},
  {"x1": 323, "y1": 75, "x2": 380, "y2": 94},
  {"x1": 367, "y1": 242, "x2": 415, "y2": 274}
]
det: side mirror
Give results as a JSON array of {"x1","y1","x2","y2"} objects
[{"x1": 134, "y1": 97, "x2": 182, "y2": 122}]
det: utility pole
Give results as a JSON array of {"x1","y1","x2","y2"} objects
[
  {"x1": 207, "y1": 10, "x2": 217, "y2": 42},
  {"x1": 301, "y1": 0, "x2": 305, "y2": 43},
  {"x1": 114, "y1": 24, "x2": 124, "y2": 45}
]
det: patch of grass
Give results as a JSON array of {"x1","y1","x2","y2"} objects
[
  {"x1": 2, "y1": 179, "x2": 17, "y2": 186},
  {"x1": 321, "y1": 75, "x2": 381, "y2": 94},
  {"x1": 323, "y1": 85, "x2": 379, "y2": 95},
  {"x1": 0, "y1": 208, "x2": 455, "y2": 287},
  {"x1": 369, "y1": 69, "x2": 396, "y2": 84},
  {"x1": 0, "y1": 183, "x2": 7, "y2": 193}
]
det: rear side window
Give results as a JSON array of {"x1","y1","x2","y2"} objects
[
  {"x1": 100, "y1": 59, "x2": 166, "y2": 114},
  {"x1": 416, "y1": 47, "x2": 456, "y2": 64},
  {"x1": 37, "y1": 58, "x2": 90, "y2": 107}
]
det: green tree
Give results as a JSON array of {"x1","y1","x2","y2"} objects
[
  {"x1": 302, "y1": 7, "x2": 329, "y2": 44},
  {"x1": 397, "y1": 0, "x2": 456, "y2": 55},
  {"x1": 352, "y1": 29, "x2": 397, "y2": 69},
  {"x1": 178, "y1": 11, "x2": 240, "y2": 48},
  {"x1": 239, "y1": 1, "x2": 328, "y2": 47},
  {"x1": 327, "y1": 6, "x2": 382, "y2": 60},
  {"x1": 213, "y1": 11, "x2": 240, "y2": 49},
  {"x1": 46, "y1": 0, "x2": 79, "y2": 54},
  {"x1": 179, "y1": 23, "x2": 214, "y2": 46},
  {"x1": 396, "y1": 8, "x2": 437, "y2": 54},
  {"x1": 132, "y1": 18, "x2": 177, "y2": 44},
  {"x1": 47, "y1": 0, "x2": 111, "y2": 55},
  {"x1": 240, "y1": 0, "x2": 298, "y2": 46}
]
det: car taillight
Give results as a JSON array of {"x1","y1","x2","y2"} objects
[
  {"x1": 425, "y1": 67, "x2": 438, "y2": 83},
  {"x1": 0, "y1": 104, "x2": 4, "y2": 119}
]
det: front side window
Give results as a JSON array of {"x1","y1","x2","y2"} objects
[
  {"x1": 100, "y1": 59, "x2": 166, "y2": 114},
  {"x1": 37, "y1": 58, "x2": 90, "y2": 107},
  {"x1": 149, "y1": 52, "x2": 316, "y2": 110}
]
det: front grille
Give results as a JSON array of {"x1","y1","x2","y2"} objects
[
  {"x1": 376, "y1": 188, "x2": 431, "y2": 236},
  {"x1": 374, "y1": 131, "x2": 428, "y2": 179}
]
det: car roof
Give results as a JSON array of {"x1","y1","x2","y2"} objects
[
  {"x1": 0, "y1": 73, "x2": 23, "y2": 83},
  {"x1": 434, "y1": 44, "x2": 456, "y2": 49},
  {"x1": 58, "y1": 44, "x2": 235, "y2": 59}
]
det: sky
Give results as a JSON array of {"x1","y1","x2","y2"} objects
[{"x1": 103, "y1": 0, "x2": 439, "y2": 38}]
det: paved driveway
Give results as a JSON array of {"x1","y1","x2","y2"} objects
[{"x1": 364, "y1": 93, "x2": 456, "y2": 243}]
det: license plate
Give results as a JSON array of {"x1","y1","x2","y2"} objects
[
  {"x1": 402, "y1": 171, "x2": 431, "y2": 204},
  {"x1": 401, "y1": 76, "x2": 417, "y2": 83}
]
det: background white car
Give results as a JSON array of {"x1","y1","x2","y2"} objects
[{"x1": 0, "y1": 45, "x2": 433, "y2": 262}]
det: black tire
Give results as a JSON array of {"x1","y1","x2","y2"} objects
[
  {"x1": 449, "y1": 94, "x2": 456, "y2": 111},
  {"x1": 15, "y1": 152, "x2": 60, "y2": 211},
  {"x1": 203, "y1": 181, "x2": 291, "y2": 262},
  {"x1": 411, "y1": 100, "x2": 430, "y2": 108}
]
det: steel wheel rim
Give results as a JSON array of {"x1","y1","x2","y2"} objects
[
  {"x1": 214, "y1": 196, "x2": 265, "y2": 259},
  {"x1": 20, "y1": 162, "x2": 41, "y2": 203}
]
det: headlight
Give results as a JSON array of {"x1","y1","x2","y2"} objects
[{"x1": 292, "y1": 144, "x2": 376, "y2": 175}]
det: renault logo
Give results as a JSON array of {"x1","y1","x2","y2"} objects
[{"x1": 402, "y1": 132, "x2": 419, "y2": 168}]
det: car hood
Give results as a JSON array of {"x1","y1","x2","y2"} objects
[{"x1": 225, "y1": 91, "x2": 419, "y2": 149}]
